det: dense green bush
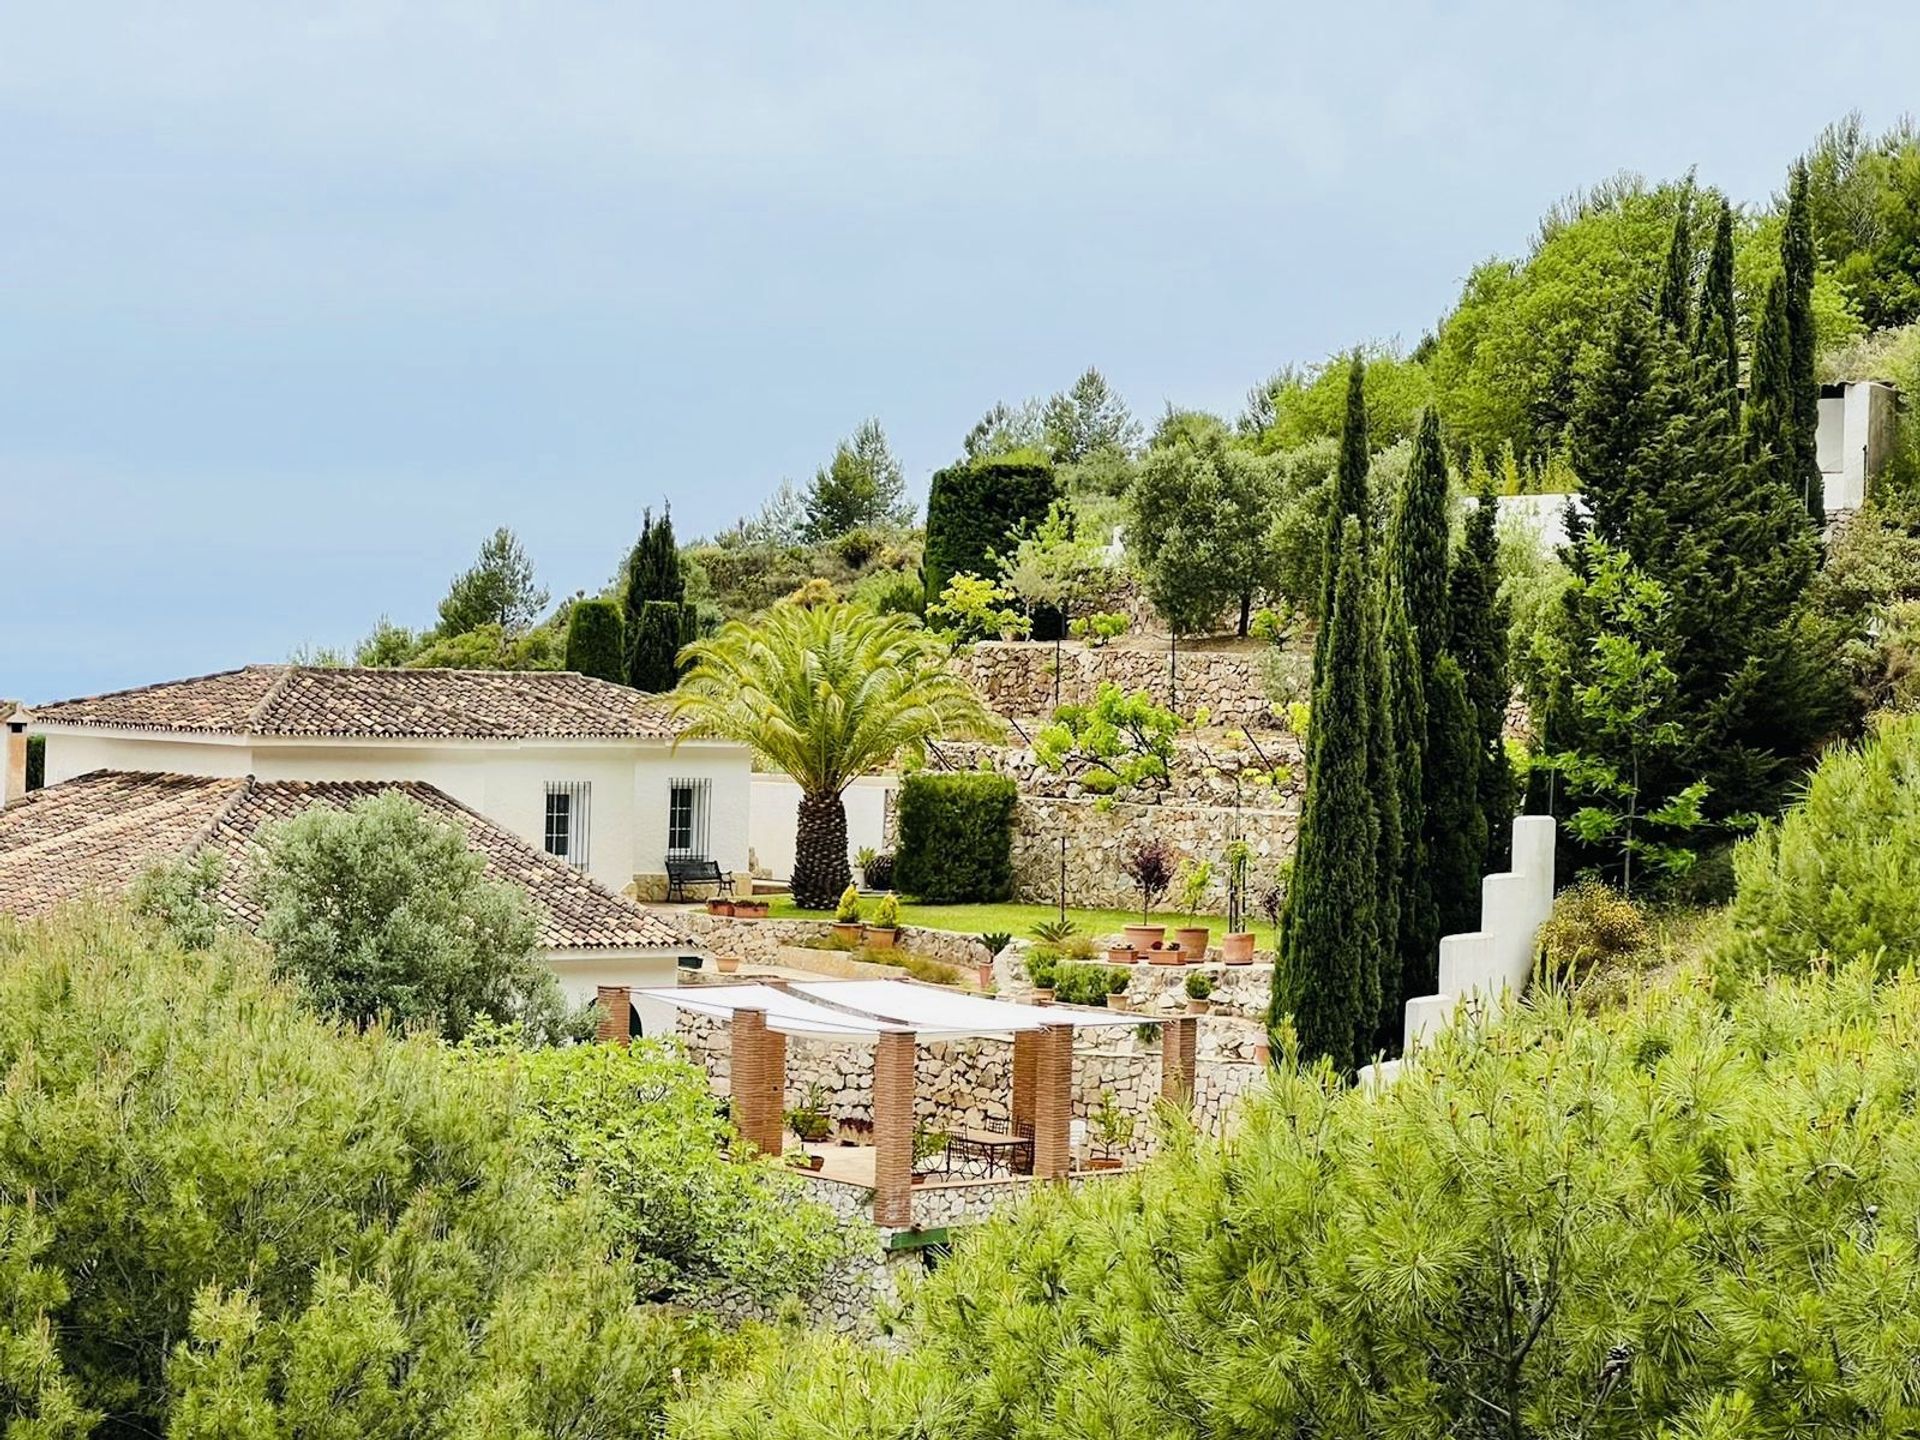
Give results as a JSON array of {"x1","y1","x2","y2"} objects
[
  {"x1": 0, "y1": 907, "x2": 719, "y2": 1438},
  {"x1": 679, "y1": 960, "x2": 1920, "y2": 1439},
  {"x1": 1534, "y1": 878, "x2": 1650, "y2": 986},
  {"x1": 1725, "y1": 711, "x2": 1920, "y2": 976},
  {"x1": 564, "y1": 596, "x2": 627, "y2": 682},
  {"x1": 892, "y1": 772, "x2": 1016, "y2": 903},
  {"x1": 922, "y1": 454, "x2": 1057, "y2": 607}
]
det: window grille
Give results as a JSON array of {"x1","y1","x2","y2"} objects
[
  {"x1": 544, "y1": 781, "x2": 591, "y2": 870},
  {"x1": 667, "y1": 777, "x2": 710, "y2": 860}
]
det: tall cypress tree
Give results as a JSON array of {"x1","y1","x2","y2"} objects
[
  {"x1": 1391, "y1": 409, "x2": 1452, "y2": 674},
  {"x1": 629, "y1": 600, "x2": 684, "y2": 694},
  {"x1": 1379, "y1": 583, "x2": 1424, "y2": 1050},
  {"x1": 1275, "y1": 516, "x2": 1379, "y2": 1073},
  {"x1": 563, "y1": 599, "x2": 626, "y2": 683},
  {"x1": 1747, "y1": 273, "x2": 1794, "y2": 493},
  {"x1": 622, "y1": 507, "x2": 686, "y2": 689},
  {"x1": 1694, "y1": 198, "x2": 1741, "y2": 426},
  {"x1": 1657, "y1": 190, "x2": 1694, "y2": 336},
  {"x1": 1312, "y1": 354, "x2": 1372, "y2": 689},
  {"x1": 1423, "y1": 655, "x2": 1486, "y2": 942},
  {"x1": 1782, "y1": 161, "x2": 1824, "y2": 526},
  {"x1": 1448, "y1": 480, "x2": 1512, "y2": 872},
  {"x1": 1360, "y1": 554, "x2": 1398, "y2": 1054}
]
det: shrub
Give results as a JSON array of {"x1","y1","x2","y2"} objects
[
  {"x1": 872, "y1": 891, "x2": 900, "y2": 928},
  {"x1": 0, "y1": 908, "x2": 717, "y2": 1438},
  {"x1": 893, "y1": 772, "x2": 1017, "y2": 903},
  {"x1": 1725, "y1": 711, "x2": 1920, "y2": 977},
  {"x1": 1052, "y1": 962, "x2": 1120, "y2": 1007},
  {"x1": 1184, "y1": 970, "x2": 1214, "y2": 1000},
  {"x1": 1030, "y1": 917, "x2": 1080, "y2": 946},
  {"x1": 1534, "y1": 879, "x2": 1650, "y2": 987},
  {"x1": 1023, "y1": 950, "x2": 1059, "y2": 991},
  {"x1": 923, "y1": 454, "x2": 1058, "y2": 606},
  {"x1": 1067, "y1": 610, "x2": 1130, "y2": 646},
  {"x1": 834, "y1": 884, "x2": 862, "y2": 924},
  {"x1": 888, "y1": 952, "x2": 962, "y2": 986},
  {"x1": 977, "y1": 931, "x2": 1013, "y2": 957},
  {"x1": 563, "y1": 597, "x2": 627, "y2": 683}
]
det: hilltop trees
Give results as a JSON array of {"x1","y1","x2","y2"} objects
[
  {"x1": 436, "y1": 527, "x2": 549, "y2": 637},
  {"x1": 1126, "y1": 414, "x2": 1276, "y2": 638},
  {"x1": 923, "y1": 452, "x2": 1058, "y2": 607},
  {"x1": 622, "y1": 507, "x2": 688, "y2": 691},
  {"x1": 804, "y1": 419, "x2": 910, "y2": 540}
]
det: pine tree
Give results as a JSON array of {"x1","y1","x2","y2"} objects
[
  {"x1": 1448, "y1": 480, "x2": 1512, "y2": 871},
  {"x1": 563, "y1": 599, "x2": 626, "y2": 683},
  {"x1": 1782, "y1": 161, "x2": 1824, "y2": 526},
  {"x1": 1694, "y1": 198, "x2": 1741, "y2": 426},
  {"x1": 804, "y1": 419, "x2": 909, "y2": 540},
  {"x1": 622, "y1": 508, "x2": 685, "y2": 689},
  {"x1": 1656, "y1": 189, "x2": 1694, "y2": 336},
  {"x1": 629, "y1": 600, "x2": 684, "y2": 694},
  {"x1": 1275, "y1": 516, "x2": 1379, "y2": 1073},
  {"x1": 1423, "y1": 655, "x2": 1487, "y2": 943},
  {"x1": 1312, "y1": 353, "x2": 1372, "y2": 689}
]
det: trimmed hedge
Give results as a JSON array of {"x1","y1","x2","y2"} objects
[
  {"x1": 893, "y1": 772, "x2": 1017, "y2": 903},
  {"x1": 563, "y1": 598, "x2": 627, "y2": 683},
  {"x1": 923, "y1": 453, "x2": 1058, "y2": 606}
]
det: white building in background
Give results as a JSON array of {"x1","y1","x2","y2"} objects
[
  {"x1": 1818, "y1": 378, "x2": 1900, "y2": 514},
  {"x1": 27, "y1": 664, "x2": 752, "y2": 901}
]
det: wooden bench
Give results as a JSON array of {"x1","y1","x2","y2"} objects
[{"x1": 665, "y1": 857, "x2": 733, "y2": 902}]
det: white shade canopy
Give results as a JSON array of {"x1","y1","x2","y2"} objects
[
  {"x1": 633, "y1": 982, "x2": 907, "y2": 1039},
  {"x1": 792, "y1": 979, "x2": 1160, "y2": 1036}
]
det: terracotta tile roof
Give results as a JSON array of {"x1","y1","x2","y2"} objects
[
  {"x1": 30, "y1": 665, "x2": 685, "y2": 741},
  {"x1": 0, "y1": 771, "x2": 690, "y2": 951}
]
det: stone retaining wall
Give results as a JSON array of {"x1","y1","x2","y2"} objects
[
  {"x1": 1012, "y1": 794, "x2": 1297, "y2": 912},
  {"x1": 951, "y1": 640, "x2": 1282, "y2": 728},
  {"x1": 679, "y1": 910, "x2": 994, "y2": 969}
]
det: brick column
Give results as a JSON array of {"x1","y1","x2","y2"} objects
[
  {"x1": 872, "y1": 1029, "x2": 917, "y2": 1228},
  {"x1": 1160, "y1": 1017, "x2": 1198, "y2": 1111},
  {"x1": 1011, "y1": 1030, "x2": 1038, "y2": 1135},
  {"x1": 730, "y1": 1009, "x2": 787, "y2": 1158},
  {"x1": 1032, "y1": 1024, "x2": 1074, "y2": 1180},
  {"x1": 594, "y1": 985, "x2": 631, "y2": 1045}
]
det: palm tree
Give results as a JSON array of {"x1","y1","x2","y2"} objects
[{"x1": 674, "y1": 602, "x2": 1002, "y2": 909}]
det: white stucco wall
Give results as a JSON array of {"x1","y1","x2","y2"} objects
[
  {"x1": 748, "y1": 773, "x2": 896, "y2": 881},
  {"x1": 44, "y1": 730, "x2": 256, "y2": 785},
  {"x1": 546, "y1": 949, "x2": 686, "y2": 1037}
]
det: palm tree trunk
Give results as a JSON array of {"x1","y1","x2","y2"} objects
[{"x1": 792, "y1": 790, "x2": 851, "y2": 911}]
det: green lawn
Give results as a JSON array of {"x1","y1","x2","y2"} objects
[{"x1": 764, "y1": 895, "x2": 1239, "y2": 943}]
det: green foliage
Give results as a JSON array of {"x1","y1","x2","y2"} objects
[
  {"x1": 1051, "y1": 962, "x2": 1122, "y2": 1007},
  {"x1": 128, "y1": 851, "x2": 226, "y2": 950},
  {"x1": 564, "y1": 597, "x2": 627, "y2": 682},
  {"x1": 1022, "y1": 949, "x2": 1057, "y2": 991},
  {"x1": 251, "y1": 789, "x2": 574, "y2": 1042},
  {"x1": 1726, "y1": 711, "x2": 1920, "y2": 978},
  {"x1": 1798, "y1": 111, "x2": 1920, "y2": 332},
  {"x1": 629, "y1": 600, "x2": 687, "y2": 693},
  {"x1": 687, "y1": 956, "x2": 1920, "y2": 1439},
  {"x1": 1252, "y1": 343, "x2": 1435, "y2": 452},
  {"x1": 1182, "y1": 969, "x2": 1212, "y2": 1001},
  {"x1": 1450, "y1": 485, "x2": 1513, "y2": 867},
  {"x1": 436, "y1": 526, "x2": 550, "y2": 637},
  {"x1": 623, "y1": 507, "x2": 686, "y2": 688},
  {"x1": 924, "y1": 454, "x2": 1058, "y2": 606},
  {"x1": 1028, "y1": 917, "x2": 1079, "y2": 946},
  {"x1": 1695, "y1": 197, "x2": 1742, "y2": 424},
  {"x1": 849, "y1": 566, "x2": 925, "y2": 618},
  {"x1": 1126, "y1": 414, "x2": 1276, "y2": 636},
  {"x1": 1275, "y1": 518, "x2": 1380, "y2": 1072},
  {"x1": 1783, "y1": 161, "x2": 1825, "y2": 526},
  {"x1": 804, "y1": 418, "x2": 910, "y2": 541},
  {"x1": 1534, "y1": 879, "x2": 1652, "y2": 988},
  {"x1": 893, "y1": 772, "x2": 1017, "y2": 904},
  {"x1": 1033, "y1": 683, "x2": 1181, "y2": 796},
  {"x1": 977, "y1": 931, "x2": 1012, "y2": 957},
  {"x1": 675, "y1": 603, "x2": 1000, "y2": 908},
  {"x1": 1808, "y1": 487, "x2": 1920, "y2": 709},
  {"x1": 405, "y1": 619, "x2": 566, "y2": 671},
  {"x1": 1422, "y1": 655, "x2": 1486, "y2": 940},
  {"x1": 1174, "y1": 858, "x2": 1212, "y2": 919},
  {"x1": 873, "y1": 891, "x2": 900, "y2": 928},
  {"x1": 1040, "y1": 367, "x2": 1141, "y2": 463},
  {"x1": 1066, "y1": 610, "x2": 1129, "y2": 646},
  {"x1": 834, "y1": 884, "x2": 862, "y2": 924},
  {"x1": 0, "y1": 908, "x2": 709, "y2": 1439},
  {"x1": 995, "y1": 500, "x2": 1106, "y2": 639},
  {"x1": 1088, "y1": 1088, "x2": 1135, "y2": 1155},
  {"x1": 24, "y1": 733, "x2": 44, "y2": 791},
  {"x1": 926, "y1": 573, "x2": 1030, "y2": 648}
]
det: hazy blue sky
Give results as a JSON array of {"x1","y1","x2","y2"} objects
[{"x1": 5, "y1": 3, "x2": 1916, "y2": 701}]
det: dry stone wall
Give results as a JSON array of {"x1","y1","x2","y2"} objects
[{"x1": 951, "y1": 639, "x2": 1283, "y2": 728}]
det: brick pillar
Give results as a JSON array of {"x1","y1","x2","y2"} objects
[
  {"x1": 730, "y1": 1009, "x2": 787, "y2": 1157},
  {"x1": 594, "y1": 985, "x2": 631, "y2": 1045},
  {"x1": 1160, "y1": 1017, "x2": 1198, "y2": 1111},
  {"x1": 872, "y1": 1029, "x2": 917, "y2": 1228},
  {"x1": 1032, "y1": 1024, "x2": 1074, "y2": 1180},
  {"x1": 3, "y1": 721, "x2": 25, "y2": 808},
  {"x1": 1011, "y1": 1030, "x2": 1038, "y2": 1135}
]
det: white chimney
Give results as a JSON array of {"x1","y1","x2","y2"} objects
[{"x1": 3, "y1": 711, "x2": 28, "y2": 807}]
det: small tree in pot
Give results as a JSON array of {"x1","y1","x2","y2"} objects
[
  {"x1": 1088, "y1": 1089, "x2": 1135, "y2": 1170},
  {"x1": 1121, "y1": 836, "x2": 1176, "y2": 955},
  {"x1": 1222, "y1": 840, "x2": 1257, "y2": 963}
]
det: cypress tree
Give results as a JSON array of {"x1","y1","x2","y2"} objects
[
  {"x1": 629, "y1": 600, "x2": 684, "y2": 694},
  {"x1": 622, "y1": 507, "x2": 686, "y2": 688},
  {"x1": 1423, "y1": 654, "x2": 1486, "y2": 942},
  {"x1": 1656, "y1": 190, "x2": 1694, "y2": 336},
  {"x1": 1312, "y1": 353, "x2": 1372, "y2": 689},
  {"x1": 1747, "y1": 273, "x2": 1793, "y2": 491},
  {"x1": 1448, "y1": 480, "x2": 1512, "y2": 871},
  {"x1": 1782, "y1": 161, "x2": 1823, "y2": 526},
  {"x1": 563, "y1": 599, "x2": 626, "y2": 684},
  {"x1": 1694, "y1": 198, "x2": 1741, "y2": 427},
  {"x1": 1360, "y1": 556, "x2": 1398, "y2": 1055},
  {"x1": 1274, "y1": 516, "x2": 1379, "y2": 1073},
  {"x1": 1391, "y1": 409, "x2": 1452, "y2": 674},
  {"x1": 1380, "y1": 582, "x2": 1424, "y2": 1051}
]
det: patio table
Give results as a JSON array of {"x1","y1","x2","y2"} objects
[{"x1": 943, "y1": 1126, "x2": 1034, "y2": 1179}]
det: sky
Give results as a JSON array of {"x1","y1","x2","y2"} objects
[{"x1": 4, "y1": 3, "x2": 1917, "y2": 702}]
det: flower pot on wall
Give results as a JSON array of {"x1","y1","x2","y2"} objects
[
  {"x1": 733, "y1": 901, "x2": 769, "y2": 919},
  {"x1": 1123, "y1": 925, "x2": 1165, "y2": 952},
  {"x1": 715, "y1": 954, "x2": 741, "y2": 975},
  {"x1": 832, "y1": 923, "x2": 864, "y2": 946},
  {"x1": 1147, "y1": 943, "x2": 1183, "y2": 966},
  {"x1": 1106, "y1": 945, "x2": 1138, "y2": 965},
  {"x1": 1221, "y1": 931, "x2": 1256, "y2": 964},
  {"x1": 706, "y1": 899, "x2": 735, "y2": 916},
  {"x1": 1175, "y1": 927, "x2": 1211, "y2": 962},
  {"x1": 864, "y1": 926, "x2": 898, "y2": 950},
  {"x1": 1105, "y1": 992, "x2": 1128, "y2": 1011},
  {"x1": 1033, "y1": 988, "x2": 1055, "y2": 1005},
  {"x1": 1087, "y1": 1156, "x2": 1123, "y2": 1171},
  {"x1": 1187, "y1": 997, "x2": 1210, "y2": 1016}
]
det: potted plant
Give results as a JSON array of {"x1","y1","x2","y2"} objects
[
  {"x1": 1087, "y1": 1089, "x2": 1134, "y2": 1170},
  {"x1": 1104, "y1": 968, "x2": 1131, "y2": 1010},
  {"x1": 1106, "y1": 941, "x2": 1138, "y2": 965},
  {"x1": 1025, "y1": 950, "x2": 1059, "y2": 1004},
  {"x1": 1120, "y1": 836, "x2": 1175, "y2": 952},
  {"x1": 865, "y1": 891, "x2": 901, "y2": 949},
  {"x1": 706, "y1": 896, "x2": 735, "y2": 916},
  {"x1": 832, "y1": 884, "x2": 864, "y2": 944},
  {"x1": 1184, "y1": 970, "x2": 1214, "y2": 1015},
  {"x1": 784, "y1": 1084, "x2": 832, "y2": 1169},
  {"x1": 732, "y1": 895, "x2": 769, "y2": 920},
  {"x1": 715, "y1": 953, "x2": 741, "y2": 975},
  {"x1": 911, "y1": 1123, "x2": 948, "y2": 1184},
  {"x1": 1174, "y1": 858, "x2": 1212, "y2": 960},
  {"x1": 1221, "y1": 840, "x2": 1257, "y2": 963}
]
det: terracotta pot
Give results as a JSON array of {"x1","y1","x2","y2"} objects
[
  {"x1": 733, "y1": 901, "x2": 769, "y2": 919},
  {"x1": 1147, "y1": 944, "x2": 1183, "y2": 966},
  {"x1": 715, "y1": 954, "x2": 741, "y2": 975},
  {"x1": 976, "y1": 963, "x2": 996, "y2": 990},
  {"x1": 1105, "y1": 992, "x2": 1129, "y2": 1010},
  {"x1": 1175, "y1": 926, "x2": 1211, "y2": 961},
  {"x1": 1106, "y1": 945, "x2": 1138, "y2": 965},
  {"x1": 1033, "y1": 988, "x2": 1055, "y2": 1005},
  {"x1": 1187, "y1": 997, "x2": 1210, "y2": 1015},
  {"x1": 1253, "y1": 1041, "x2": 1271, "y2": 1066},
  {"x1": 1123, "y1": 924, "x2": 1165, "y2": 951},
  {"x1": 832, "y1": 922, "x2": 864, "y2": 945},
  {"x1": 1221, "y1": 931, "x2": 1256, "y2": 964},
  {"x1": 706, "y1": 898, "x2": 734, "y2": 916},
  {"x1": 1087, "y1": 1156, "x2": 1123, "y2": 1171},
  {"x1": 805, "y1": 1154, "x2": 824, "y2": 1171},
  {"x1": 863, "y1": 926, "x2": 897, "y2": 950}
]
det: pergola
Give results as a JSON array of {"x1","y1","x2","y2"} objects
[{"x1": 631, "y1": 978, "x2": 1199, "y2": 1226}]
